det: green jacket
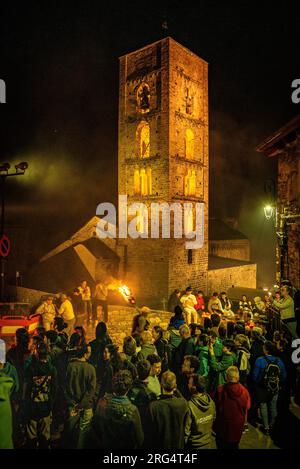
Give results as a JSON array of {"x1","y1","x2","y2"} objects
[
  {"x1": 0, "y1": 374, "x2": 13, "y2": 449},
  {"x1": 198, "y1": 346, "x2": 209, "y2": 378},
  {"x1": 209, "y1": 352, "x2": 237, "y2": 388}
]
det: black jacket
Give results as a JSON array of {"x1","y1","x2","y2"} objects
[
  {"x1": 150, "y1": 394, "x2": 189, "y2": 449},
  {"x1": 65, "y1": 359, "x2": 96, "y2": 409},
  {"x1": 24, "y1": 358, "x2": 57, "y2": 418},
  {"x1": 92, "y1": 395, "x2": 144, "y2": 449},
  {"x1": 128, "y1": 379, "x2": 157, "y2": 447}
]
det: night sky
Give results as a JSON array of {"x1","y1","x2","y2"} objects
[{"x1": 1, "y1": 1, "x2": 300, "y2": 286}]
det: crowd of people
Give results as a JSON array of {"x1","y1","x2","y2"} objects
[{"x1": 0, "y1": 280, "x2": 299, "y2": 450}]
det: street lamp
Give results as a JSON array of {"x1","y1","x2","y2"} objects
[
  {"x1": 0, "y1": 161, "x2": 29, "y2": 301},
  {"x1": 263, "y1": 204, "x2": 275, "y2": 220}
]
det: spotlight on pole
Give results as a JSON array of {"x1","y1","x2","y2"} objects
[
  {"x1": 0, "y1": 163, "x2": 11, "y2": 174},
  {"x1": 15, "y1": 162, "x2": 29, "y2": 173},
  {"x1": 264, "y1": 204, "x2": 274, "y2": 220}
]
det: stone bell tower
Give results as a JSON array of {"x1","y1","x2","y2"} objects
[{"x1": 118, "y1": 37, "x2": 209, "y2": 309}]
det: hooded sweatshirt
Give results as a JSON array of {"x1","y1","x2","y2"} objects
[
  {"x1": 210, "y1": 352, "x2": 237, "y2": 388},
  {"x1": 92, "y1": 395, "x2": 144, "y2": 449},
  {"x1": 214, "y1": 382, "x2": 250, "y2": 443},
  {"x1": 185, "y1": 393, "x2": 216, "y2": 449},
  {"x1": 198, "y1": 345, "x2": 209, "y2": 377},
  {"x1": 0, "y1": 361, "x2": 19, "y2": 396},
  {"x1": 0, "y1": 374, "x2": 13, "y2": 449}
]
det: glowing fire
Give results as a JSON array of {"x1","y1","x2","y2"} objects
[{"x1": 119, "y1": 284, "x2": 131, "y2": 300}]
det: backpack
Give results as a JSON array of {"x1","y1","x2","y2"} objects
[
  {"x1": 262, "y1": 357, "x2": 280, "y2": 395},
  {"x1": 238, "y1": 349, "x2": 251, "y2": 375},
  {"x1": 29, "y1": 373, "x2": 53, "y2": 418}
]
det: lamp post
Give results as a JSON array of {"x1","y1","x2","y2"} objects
[
  {"x1": 0, "y1": 161, "x2": 28, "y2": 301},
  {"x1": 263, "y1": 178, "x2": 300, "y2": 284}
]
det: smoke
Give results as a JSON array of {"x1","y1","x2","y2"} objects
[{"x1": 210, "y1": 111, "x2": 277, "y2": 287}]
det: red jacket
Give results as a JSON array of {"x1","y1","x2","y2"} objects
[
  {"x1": 214, "y1": 382, "x2": 250, "y2": 443},
  {"x1": 195, "y1": 295, "x2": 205, "y2": 311}
]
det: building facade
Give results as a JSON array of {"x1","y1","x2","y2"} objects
[
  {"x1": 257, "y1": 115, "x2": 300, "y2": 288},
  {"x1": 118, "y1": 37, "x2": 209, "y2": 307}
]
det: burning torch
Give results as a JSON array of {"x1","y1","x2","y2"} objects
[{"x1": 118, "y1": 284, "x2": 137, "y2": 308}]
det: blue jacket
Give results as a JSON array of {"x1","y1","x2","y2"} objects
[{"x1": 252, "y1": 355, "x2": 286, "y2": 384}]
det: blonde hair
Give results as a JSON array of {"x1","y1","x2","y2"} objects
[{"x1": 226, "y1": 366, "x2": 240, "y2": 383}]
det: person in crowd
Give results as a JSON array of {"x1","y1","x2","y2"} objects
[
  {"x1": 189, "y1": 323, "x2": 202, "y2": 355},
  {"x1": 152, "y1": 325, "x2": 170, "y2": 371},
  {"x1": 185, "y1": 375, "x2": 215, "y2": 449},
  {"x1": 208, "y1": 331, "x2": 223, "y2": 360},
  {"x1": 93, "y1": 280, "x2": 109, "y2": 323},
  {"x1": 0, "y1": 368, "x2": 14, "y2": 449},
  {"x1": 195, "y1": 291, "x2": 205, "y2": 313},
  {"x1": 252, "y1": 340, "x2": 286, "y2": 435},
  {"x1": 272, "y1": 285, "x2": 297, "y2": 337},
  {"x1": 64, "y1": 343, "x2": 96, "y2": 448},
  {"x1": 53, "y1": 317, "x2": 68, "y2": 350},
  {"x1": 203, "y1": 316, "x2": 212, "y2": 331},
  {"x1": 173, "y1": 324, "x2": 195, "y2": 375},
  {"x1": 214, "y1": 366, "x2": 250, "y2": 449},
  {"x1": 74, "y1": 326, "x2": 87, "y2": 346},
  {"x1": 0, "y1": 344, "x2": 19, "y2": 398},
  {"x1": 169, "y1": 305, "x2": 185, "y2": 330},
  {"x1": 249, "y1": 327, "x2": 265, "y2": 369},
  {"x1": 220, "y1": 292, "x2": 234, "y2": 318},
  {"x1": 6, "y1": 328, "x2": 30, "y2": 408},
  {"x1": 197, "y1": 334, "x2": 210, "y2": 379},
  {"x1": 235, "y1": 334, "x2": 251, "y2": 386},
  {"x1": 58, "y1": 294, "x2": 76, "y2": 338},
  {"x1": 168, "y1": 306, "x2": 185, "y2": 353},
  {"x1": 180, "y1": 286, "x2": 198, "y2": 325},
  {"x1": 23, "y1": 342, "x2": 57, "y2": 448},
  {"x1": 74, "y1": 281, "x2": 93, "y2": 323},
  {"x1": 96, "y1": 344, "x2": 120, "y2": 399},
  {"x1": 211, "y1": 313, "x2": 221, "y2": 336},
  {"x1": 128, "y1": 360, "x2": 157, "y2": 447},
  {"x1": 264, "y1": 294, "x2": 272, "y2": 309},
  {"x1": 208, "y1": 292, "x2": 223, "y2": 315},
  {"x1": 150, "y1": 371, "x2": 189, "y2": 449},
  {"x1": 123, "y1": 336, "x2": 140, "y2": 365},
  {"x1": 132, "y1": 306, "x2": 151, "y2": 339},
  {"x1": 147, "y1": 354, "x2": 162, "y2": 398},
  {"x1": 89, "y1": 321, "x2": 112, "y2": 367},
  {"x1": 208, "y1": 339, "x2": 237, "y2": 390},
  {"x1": 139, "y1": 331, "x2": 157, "y2": 360},
  {"x1": 167, "y1": 289, "x2": 181, "y2": 313},
  {"x1": 226, "y1": 321, "x2": 236, "y2": 340},
  {"x1": 239, "y1": 295, "x2": 253, "y2": 311},
  {"x1": 253, "y1": 296, "x2": 266, "y2": 314},
  {"x1": 45, "y1": 330, "x2": 64, "y2": 364},
  {"x1": 36, "y1": 296, "x2": 57, "y2": 331},
  {"x1": 91, "y1": 370, "x2": 144, "y2": 449},
  {"x1": 178, "y1": 355, "x2": 200, "y2": 400}
]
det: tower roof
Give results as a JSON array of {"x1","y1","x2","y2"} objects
[{"x1": 119, "y1": 36, "x2": 208, "y2": 64}]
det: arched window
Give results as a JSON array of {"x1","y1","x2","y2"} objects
[
  {"x1": 134, "y1": 169, "x2": 140, "y2": 194},
  {"x1": 136, "y1": 83, "x2": 150, "y2": 113},
  {"x1": 133, "y1": 168, "x2": 152, "y2": 196},
  {"x1": 136, "y1": 121, "x2": 150, "y2": 158},
  {"x1": 140, "y1": 169, "x2": 148, "y2": 195},
  {"x1": 184, "y1": 169, "x2": 196, "y2": 196},
  {"x1": 185, "y1": 129, "x2": 194, "y2": 159}
]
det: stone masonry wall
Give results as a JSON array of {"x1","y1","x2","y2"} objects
[
  {"x1": 207, "y1": 264, "x2": 257, "y2": 294},
  {"x1": 107, "y1": 305, "x2": 173, "y2": 350}
]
